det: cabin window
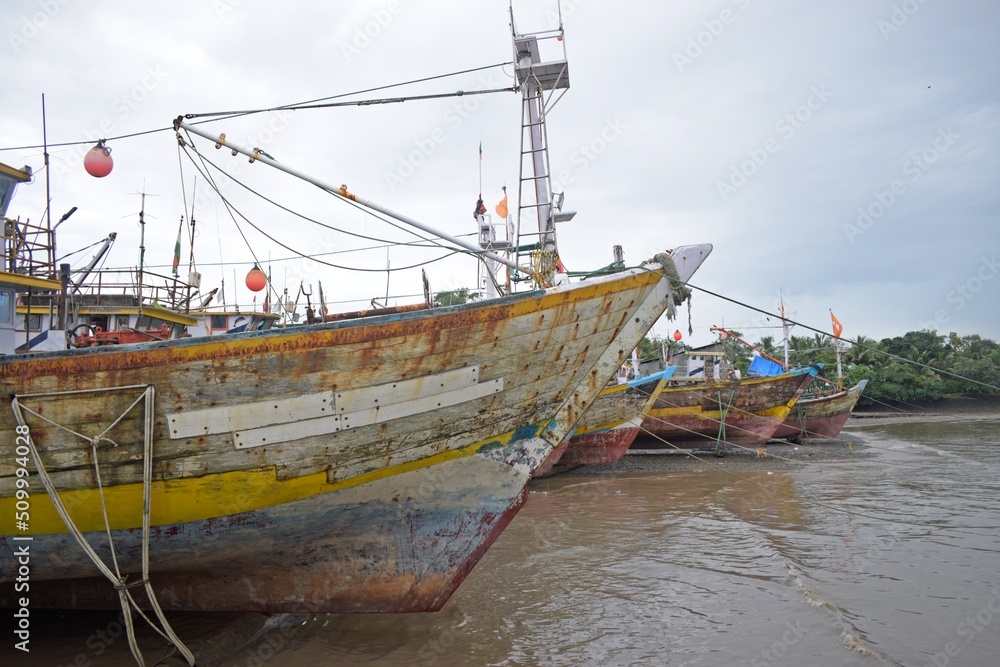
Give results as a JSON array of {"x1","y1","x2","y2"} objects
[
  {"x1": 211, "y1": 314, "x2": 228, "y2": 330},
  {"x1": 136, "y1": 315, "x2": 152, "y2": 329},
  {"x1": 115, "y1": 315, "x2": 130, "y2": 330},
  {"x1": 0, "y1": 291, "x2": 11, "y2": 324},
  {"x1": 21, "y1": 313, "x2": 42, "y2": 331}
]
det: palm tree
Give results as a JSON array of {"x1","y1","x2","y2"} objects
[{"x1": 846, "y1": 335, "x2": 882, "y2": 367}]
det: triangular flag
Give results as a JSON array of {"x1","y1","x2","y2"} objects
[{"x1": 831, "y1": 310, "x2": 843, "y2": 338}]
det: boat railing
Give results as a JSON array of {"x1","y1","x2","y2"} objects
[
  {"x1": 72, "y1": 267, "x2": 197, "y2": 312},
  {"x1": 2, "y1": 216, "x2": 57, "y2": 281}
]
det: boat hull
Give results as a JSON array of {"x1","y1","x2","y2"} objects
[
  {"x1": 635, "y1": 371, "x2": 816, "y2": 449},
  {"x1": 2, "y1": 447, "x2": 535, "y2": 612},
  {"x1": 772, "y1": 380, "x2": 868, "y2": 441},
  {"x1": 0, "y1": 252, "x2": 711, "y2": 612},
  {"x1": 532, "y1": 437, "x2": 572, "y2": 477},
  {"x1": 560, "y1": 421, "x2": 643, "y2": 465},
  {"x1": 534, "y1": 369, "x2": 674, "y2": 474}
]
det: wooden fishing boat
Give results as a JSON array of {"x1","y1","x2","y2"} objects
[
  {"x1": 772, "y1": 379, "x2": 868, "y2": 441},
  {"x1": 534, "y1": 367, "x2": 675, "y2": 476},
  {"x1": 0, "y1": 253, "x2": 707, "y2": 613},
  {"x1": 703, "y1": 327, "x2": 868, "y2": 442},
  {"x1": 0, "y1": 19, "x2": 713, "y2": 618},
  {"x1": 633, "y1": 367, "x2": 818, "y2": 450}
]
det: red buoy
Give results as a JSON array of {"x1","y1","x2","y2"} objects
[
  {"x1": 673, "y1": 330, "x2": 683, "y2": 342},
  {"x1": 84, "y1": 141, "x2": 113, "y2": 178},
  {"x1": 245, "y1": 264, "x2": 267, "y2": 292}
]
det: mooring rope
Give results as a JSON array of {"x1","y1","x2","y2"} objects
[{"x1": 11, "y1": 387, "x2": 195, "y2": 666}]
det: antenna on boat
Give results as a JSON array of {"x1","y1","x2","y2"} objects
[
  {"x1": 41, "y1": 94, "x2": 53, "y2": 253},
  {"x1": 129, "y1": 186, "x2": 159, "y2": 306},
  {"x1": 216, "y1": 214, "x2": 227, "y2": 310},
  {"x1": 187, "y1": 174, "x2": 200, "y2": 286},
  {"x1": 779, "y1": 291, "x2": 792, "y2": 370}
]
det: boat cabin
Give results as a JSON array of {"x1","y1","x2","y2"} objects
[
  {"x1": 186, "y1": 309, "x2": 279, "y2": 337},
  {"x1": 0, "y1": 161, "x2": 62, "y2": 355},
  {"x1": 669, "y1": 342, "x2": 733, "y2": 383}
]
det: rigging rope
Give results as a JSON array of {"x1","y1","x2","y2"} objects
[
  {"x1": 625, "y1": 413, "x2": 945, "y2": 528},
  {"x1": 177, "y1": 131, "x2": 471, "y2": 273},
  {"x1": 183, "y1": 87, "x2": 517, "y2": 119},
  {"x1": 0, "y1": 61, "x2": 515, "y2": 152}
]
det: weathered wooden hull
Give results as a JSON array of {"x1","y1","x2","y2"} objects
[
  {"x1": 559, "y1": 368, "x2": 675, "y2": 466},
  {"x1": 4, "y1": 451, "x2": 531, "y2": 612},
  {"x1": 772, "y1": 379, "x2": 868, "y2": 440},
  {"x1": 533, "y1": 369, "x2": 673, "y2": 475},
  {"x1": 0, "y1": 252, "x2": 710, "y2": 612},
  {"x1": 532, "y1": 437, "x2": 572, "y2": 477},
  {"x1": 635, "y1": 369, "x2": 817, "y2": 449}
]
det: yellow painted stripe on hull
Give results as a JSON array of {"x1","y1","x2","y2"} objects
[{"x1": 2, "y1": 425, "x2": 538, "y2": 536}]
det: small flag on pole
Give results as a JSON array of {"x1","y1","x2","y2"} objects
[
  {"x1": 171, "y1": 218, "x2": 183, "y2": 277},
  {"x1": 318, "y1": 281, "x2": 329, "y2": 318},
  {"x1": 479, "y1": 142, "x2": 482, "y2": 160},
  {"x1": 831, "y1": 310, "x2": 843, "y2": 338}
]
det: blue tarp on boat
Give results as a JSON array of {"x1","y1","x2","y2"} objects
[{"x1": 748, "y1": 355, "x2": 785, "y2": 377}]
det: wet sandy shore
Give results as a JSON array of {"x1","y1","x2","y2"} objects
[{"x1": 559, "y1": 435, "x2": 872, "y2": 475}]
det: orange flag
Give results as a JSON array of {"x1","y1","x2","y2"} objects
[
  {"x1": 495, "y1": 189, "x2": 509, "y2": 218},
  {"x1": 831, "y1": 310, "x2": 843, "y2": 338}
]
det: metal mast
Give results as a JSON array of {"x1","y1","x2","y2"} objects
[{"x1": 511, "y1": 11, "x2": 575, "y2": 283}]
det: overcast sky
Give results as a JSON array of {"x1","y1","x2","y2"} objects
[{"x1": 2, "y1": 0, "x2": 998, "y2": 348}]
